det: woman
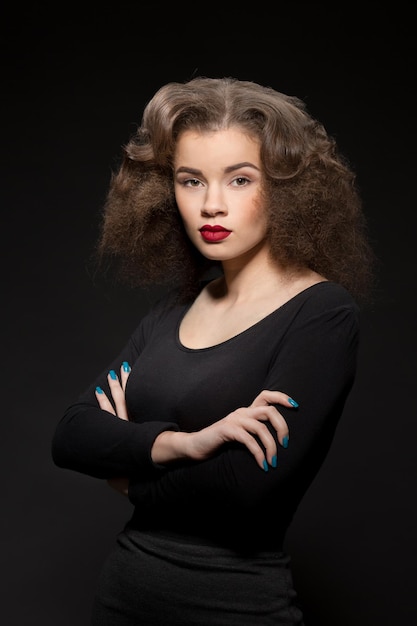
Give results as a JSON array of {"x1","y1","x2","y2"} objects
[{"x1": 52, "y1": 76, "x2": 374, "y2": 625}]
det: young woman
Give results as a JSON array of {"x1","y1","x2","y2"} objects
[{"x1": 52, "y1": 76, "x2": 374, "y2": 625}]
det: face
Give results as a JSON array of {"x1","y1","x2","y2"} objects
[{"x1": 173, "y1": 127, "x2": 269, "y2": 266}]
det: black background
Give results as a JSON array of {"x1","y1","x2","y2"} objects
[{"x1": 3, "y1": 4, "x2": 416, "y2": 625}]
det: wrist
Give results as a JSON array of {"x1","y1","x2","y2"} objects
[{"x1": 151, "y1": 430, "x2": 190, "y2": 465}]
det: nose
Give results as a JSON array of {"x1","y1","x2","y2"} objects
[{"x1": 201, "y1": 186, "x2": 228, "y2": 217}]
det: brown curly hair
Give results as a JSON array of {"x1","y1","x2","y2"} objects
[{"x1": 96, "y1": 76, "x2": 374, "y2": 302}]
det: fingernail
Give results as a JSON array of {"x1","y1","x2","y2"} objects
[
  {"x1": 262, "y1": 459, "x2": 269, "y2": 472},
  {"x1": 122, "y1": 361, "x2": 131, "y2": 372},
  {"x1": 282, "y1": 436, "x2": 289, "y2": 449},
  {"x1": 109, "y1": 370, "x2": 117, "y2": 380},
  {"x1": 96, "y1": 386, "x2": 104, "y2": 394},
  {"x1": 271, "y1": 455, "x2": 277, "y2": 468},
  {"x1": 288, "y1": 397, "x2": 299, "y2": 408}
]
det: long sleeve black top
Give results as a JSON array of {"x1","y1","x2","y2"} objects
[{"x1": 52, "y1": 281, "x2": 359, "y2": 551}]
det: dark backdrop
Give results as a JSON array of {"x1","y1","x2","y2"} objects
[{"x1": 3, "y1": 5, "x2": 416, "y2": 625}]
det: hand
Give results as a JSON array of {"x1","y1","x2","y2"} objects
[
  {"x1": 95, "y1": 361, "x2": 131, "y2": 420},
  {"x1": 152, "y1": 390, "x2": 298, "y2": 471},
  {"x1": 95, "y1": 362, "x2": 131, "y2": 496}
]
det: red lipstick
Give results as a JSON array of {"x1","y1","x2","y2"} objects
[{"x1": 199, "y1": 225, "x2": 231, "y2": 242}]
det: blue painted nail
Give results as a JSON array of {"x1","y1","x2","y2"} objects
[
  {"x1": 262, "y1": 459, "x2": 269, "y2": 472},
  {"x1": 109, "y1": 370, "x2": 117, "y2": 380},
  {"x1": 271, "y1": 455, "x2": 277, "y2": 468},
  {"x1": 288, "y1": 397, "x2": 299, "y2": 408},
  {"x1": 122, "y1": 361, "x2": 131, "y2": 373},
  {"x1": 282, "y1": 436, "x2": 289, "y2": 449},
  {"x1": 96, "y1": 386, "x2": 104, "y2": 394}
]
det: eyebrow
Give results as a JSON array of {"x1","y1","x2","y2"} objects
[{"x1": 175, "y1": 162, "x2": 261, "y2": 176}]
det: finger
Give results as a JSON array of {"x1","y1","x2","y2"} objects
[
  {"x1": 95, "y1": 386, "x2": 116, "y2": 415},
  {"x1": 107, "y1": 370, "x2": 129, "y2": 420},
  {"x1": 240, "y1": 431, "x2": 271, "y2": 471},
  {"x1": 224, "y1": 408, "x2": 275, "y2": 469},
  {"x1": 243, "y1": 416, "x2": 279, "y2": 468},
  {"x1": 245, "y1": 405, "x2": 290, "y2": 451},
  {"x1": 251, "y1": 389, "x2": 299, "y2": 409},
  {"x1": 230, "y1": 422, "x2": 277, "y2": 471},
  {"x1": 120, "y1": 361, "x2": 131, "y2": 391}
]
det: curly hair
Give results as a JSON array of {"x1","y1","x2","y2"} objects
[{"x1": 96, "y1": 76, "x2": 374, "y2": 302}]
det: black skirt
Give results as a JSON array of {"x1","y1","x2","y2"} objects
[{"x1": 90, "y1": 526, "x2": 304, "y2": 625}]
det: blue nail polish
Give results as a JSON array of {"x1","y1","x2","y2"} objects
[
  {"x1": 262, "y1": 459, "x2": 269, "y2": 472},
  {"x1": 96, "y1": 386, "x2": 104, "y2": 394},
  {"x1": 122, "y1": 361, "x2": 131, "y2": 373},
  {"x1": 282, "y1": 436, "x2": 289, "y2": 449},
  {"x1": 109, "y1": 370, "x2": 117, "y2": 380},
  {"x1": 288, "y1": 397, "x2": 299, "y2": 408},
  {"x1": 271, "y1": 455, "x2": 277, "y2": 468}
]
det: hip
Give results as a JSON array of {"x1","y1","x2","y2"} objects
[{"x1": 91, "y1": 526, "x2": 304, "y2": 625}]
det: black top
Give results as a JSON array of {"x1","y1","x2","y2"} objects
[{"x1": 52, "y1": 281, "x2": 359, "y2": 551}]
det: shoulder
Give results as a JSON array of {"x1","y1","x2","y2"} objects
[
  {"x1": 284, "y1": 282, "x2": 360, "y2": 341},
  {"x1": 295, "y1": 281, "x2": 359, "y2": 315},
  {"x1": 130, "y1": 287, "x2": 190, "y2": 341},
  {"x1": 144, "y1": 288, "x2": 188, "y2": 323}
]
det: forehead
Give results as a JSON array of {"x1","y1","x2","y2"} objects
[{"x1": 174, "y1": 128, "x2": 261, "y2": 165}]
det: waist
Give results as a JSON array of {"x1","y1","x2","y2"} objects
[{"x1": 127, "y1": 508, "x2": 286, "y2": 553}]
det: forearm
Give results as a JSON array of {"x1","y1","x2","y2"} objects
[
  {"x1": 51, "y1": 403, "x2": 179, "y2": 478},
  {"x1": 151, "y1": 430, "x2": 193, "y2": 465},
  {"x1": 129, "y1": 307, "x2": 359, "y2": 510}
]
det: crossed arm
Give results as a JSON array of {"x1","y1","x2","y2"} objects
[{"x1": 96, "y1": 363, "x2": 297, "y2": 495}]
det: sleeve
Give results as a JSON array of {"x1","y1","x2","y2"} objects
[
  {"x1": 127, "y1": 302, "x2": 359, "y2": 510},
  {"x1": 51, "y1": 303, "x2": 179, "y2": 479}
]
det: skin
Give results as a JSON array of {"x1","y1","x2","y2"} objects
[
  {"x1": 96, "y1": 127, "x2": 325, "y2": 489},
  {"x1": 174, "y1": 128, "x2": 268, "y2": 267}
]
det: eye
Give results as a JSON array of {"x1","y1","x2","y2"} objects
[
  {"x1": 231, "y1": 176, "x2": 250, "y2": 187},
  {"x1": 181, "y1": 178, "x2": 202, "y2": 188}
]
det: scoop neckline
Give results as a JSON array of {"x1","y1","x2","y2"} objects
[{"x1": 176, "y1": 280, "x2": 332, "y2": 353}]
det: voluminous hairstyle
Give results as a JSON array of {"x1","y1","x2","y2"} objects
[{"x1": 96, "y1": 76, "x2": 374, "y2": 302}]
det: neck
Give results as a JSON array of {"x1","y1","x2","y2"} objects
[{"x1": 216, "y1": 247, "x2": 296, "y2": 303}]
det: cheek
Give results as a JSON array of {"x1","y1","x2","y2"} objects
[
  {"x1": 247, "y1": 202, "x2": 268, "y2": 231},
  {"x1": 177, "y1": 206, "x2": 194, "y2": 229},
  {"x1": 175, "y1": 188, "x2": 192, "y2": 221},
  {"x1": 174, "y1": 196, "x2": 188, "y2": 223},
  {"x1": 176, "y1": 202, "x2": 197, "y2": 238}
]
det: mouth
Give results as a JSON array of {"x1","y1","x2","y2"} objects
[{"x1": 199, "y1": 225, "x2": 232, "y2": 242}]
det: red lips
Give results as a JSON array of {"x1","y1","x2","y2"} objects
[{"x1": 199, "y1": 225, "x2": 231, "y2": 242}]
